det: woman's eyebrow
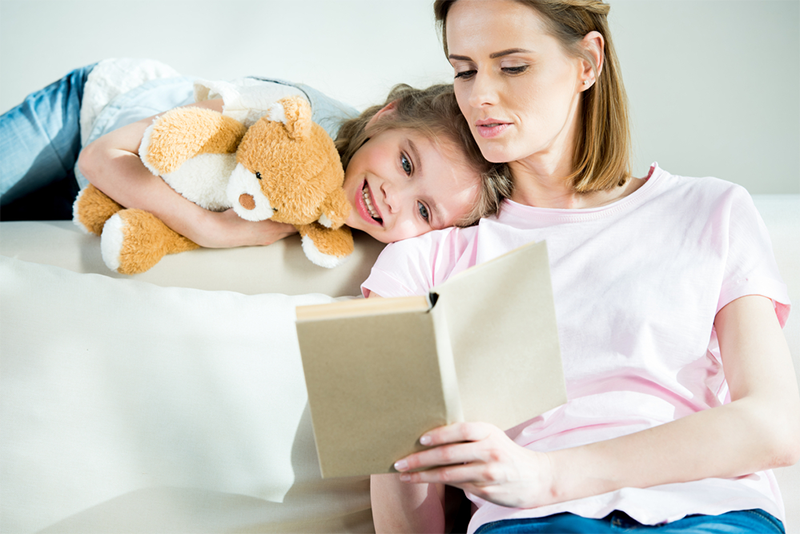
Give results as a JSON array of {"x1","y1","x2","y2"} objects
[
  {"x1": 490, "y1": 48, "x2": 533, "y2": 59},
  {"x1": 449, "y1": 48, "x2": 533, "y2": 61}
]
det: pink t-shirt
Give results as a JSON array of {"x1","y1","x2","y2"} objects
[{"x1": 361, "y1": 164, "x2": 791, "y2": 532}]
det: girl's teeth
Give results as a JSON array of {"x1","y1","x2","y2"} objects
[{"x1": 362, "y1": 184, "x2": 380, "y2": 220}]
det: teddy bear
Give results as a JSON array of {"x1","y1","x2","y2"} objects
[{"x1": 73, "y1": 96, "x2": 354, "y2": 274}]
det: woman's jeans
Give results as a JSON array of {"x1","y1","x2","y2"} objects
[
  {"x1": 0, "y1": 64, "x2": 95, "y2": 220},
  {"x1": 473, "y1": 509, "x2": 785, "y2": 534}
]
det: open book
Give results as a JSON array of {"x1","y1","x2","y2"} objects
[{"x1": 294, "y1": 240, "x2": 566, "y2": 478}]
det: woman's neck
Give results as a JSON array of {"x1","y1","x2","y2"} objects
[{"x1": 508, "y1": 158, "x2": 643, "y2": 209}]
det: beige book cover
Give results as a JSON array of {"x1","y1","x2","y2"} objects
[{"x1": 295, "y1": 240, "x2": 566, "y2": 478}]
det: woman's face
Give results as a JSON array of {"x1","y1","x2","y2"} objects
[
  {"x1": 445, "y1": 0, "x2": 588, "y2": 166},
  {"x1": 342, "y1": 128, "x2": 481, "y2": 243}
]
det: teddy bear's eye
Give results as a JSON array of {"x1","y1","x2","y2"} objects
[{"x1": 256, "y1": 172, "x2": 262, "y2": 180}]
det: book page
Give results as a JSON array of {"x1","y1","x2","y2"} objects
[
  {"x1": 432, "y1": 240, "x2": 566, "y2": 430},
  {"x1": 296, "y1": 304, "x2": 461, "y2": 477}
]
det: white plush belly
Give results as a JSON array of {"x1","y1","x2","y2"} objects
[{"x1": 162, "y1": 153, "x2": 238, "y2": 211}]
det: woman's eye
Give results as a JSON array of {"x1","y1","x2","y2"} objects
[
  {"x1": 417, "y1": 201, "x2": 430, "y2": 222},
  {"x1": 502, "y1": 65, "x2": 528, "y2": 75},
  {"x1": 454, "y1": 69, "x2": 476, "y2": 80},
  {"x1": 401, "y1": 153, "x2": 413, "y2": 175}
]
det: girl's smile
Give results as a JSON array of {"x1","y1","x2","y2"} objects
[{"x1": 342, "y1": 127, "x2": 481, "y2": 244}]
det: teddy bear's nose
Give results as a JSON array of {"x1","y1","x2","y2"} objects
[{"x1": 239, "y1": 194, "x2": 256, "y2": 210}]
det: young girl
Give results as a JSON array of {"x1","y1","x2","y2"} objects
[
  {"x1": 366, "y1": 1, "x2": 799, "y2": 533},
  {"x1": 0, "y1": 58, "x2": 512, "y2": 249}
]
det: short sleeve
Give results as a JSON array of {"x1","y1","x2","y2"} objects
[
  {"x1": 360, "y1": 238, "x2": 436, "y2": 298},
  {"x1": 717, "y1": 186, "x2": 790, "y2": 327}
]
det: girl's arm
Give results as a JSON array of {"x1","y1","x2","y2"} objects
[
  {"x1": 389, "y1": 295, "x2": 800, "y2": 521},
  {"x1": 77, "y1": 98, "x2": 297, "y2": 248}
]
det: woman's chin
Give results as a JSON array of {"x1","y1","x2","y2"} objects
[{"x1": 477, "y1": 143, "x2": 515, "y2": 164}]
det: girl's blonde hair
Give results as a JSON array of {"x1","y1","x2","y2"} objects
[
  {"x1": 336, "y1": 84, "x2": 513, "y2": 226},
  {"x1": 433, "y1": 0, "x2": 631, "y2": 193}
]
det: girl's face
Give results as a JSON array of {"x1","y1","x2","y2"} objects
[
  {"x1": 342, "y1": 128, "x2": 481, "y2": 243},
  {"x1": 445, "y1": 0, "x2": 588, "y2": 167}
]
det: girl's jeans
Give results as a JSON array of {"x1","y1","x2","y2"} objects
[{"x1": 0, "y1": 64, "x2": 95, "y2": 219}]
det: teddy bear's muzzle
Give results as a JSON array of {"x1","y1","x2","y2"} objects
[{"x1": 239, "y1": 194, "x2": 256, "y2": 210}]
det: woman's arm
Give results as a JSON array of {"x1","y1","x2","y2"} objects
[
  {"x1": 392, "y1": 295, "x2": 800, "y2": 513},
  {"x1": 77, "y1": 98, "x2": 297, "y2": 248}
]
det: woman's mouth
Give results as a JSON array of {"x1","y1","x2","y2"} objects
[
  {"x1": 357, "y1": 181, "x2": 383, "y2": 225},
  {"x1": 475, "y1": 118, "x2": 511, "y2": 139}
]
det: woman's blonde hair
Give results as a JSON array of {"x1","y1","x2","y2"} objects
[
  {"x1": 434, "y1": 0, "x2": 631, "y2": 193},
  {"x1": 336, "y1": 84, "x2": 513, "y2": 226}
]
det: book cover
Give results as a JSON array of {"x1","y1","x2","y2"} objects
[{"x1": 295, "y1": 240, "x2": 566, "y2": 478}]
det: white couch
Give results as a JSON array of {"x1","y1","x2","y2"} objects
[{"x1": 1, "y1": 194, "x2": 798, "y2": 534}]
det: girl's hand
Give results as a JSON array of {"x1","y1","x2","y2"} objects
[
  {"x1": 393, "y1": 422, "x2": 555, "y2": 509},
  {"x1": 196, "y1": 209, "x2": 298, "y2": 248}
]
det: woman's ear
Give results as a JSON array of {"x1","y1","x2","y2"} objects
[
  {"x1": 580, "y1": 30, "x2": 604, "y2": 89},
  {"x1": 365, "y1": 101, "x2": 397, "y2": 132}
]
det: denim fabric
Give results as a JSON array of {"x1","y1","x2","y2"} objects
[
  {"x1": 0, "y1": 65, "x2": 355, "y2": 220},
  {"x1": 473, "y1": 509, "x2": 785, "y2": 534},
  {"x1": 0, "y1": 64, "x2": 95, "y2": 207},
  {"x1": 73, "y1": 76, "x2": 195, "y2": 190}
]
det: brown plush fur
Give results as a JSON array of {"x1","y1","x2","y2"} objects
[
  {"x1": 141, "y1": 108, "x2": 248, "y2": 175},
  {"x1": 74, "y1": 95, "x2": 353, "y2": 273},
  {"x1": 114, "y1": 209, "x2": 199, "y2": 275},
  {"x1": 298, "y1": 222, "x2": 354, "y2": 259},
  {"x1": 74, "y1": 184, "x2": 124, "y2": 236}
]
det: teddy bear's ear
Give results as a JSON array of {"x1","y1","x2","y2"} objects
[{"x1": 266, "y1": 96, "x2": 313, "y2": 140}]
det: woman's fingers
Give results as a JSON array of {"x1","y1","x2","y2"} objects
[
  {"x1": 419, "y1": 421, "x2": 495, "y2": 447},
  {"x1": 394, "y1": 422, "x2": 505, "y2": 473}
]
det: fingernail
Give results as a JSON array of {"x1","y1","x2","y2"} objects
[
  {"x1": 420, "y1": 435, "x2": 432, "y2": 446},
  {"x1": 394, "y1": 459, "x2": 408, "y2": 472},
  {"x1": 399, "y1": 474, "x2": 411, "y2": 482}
]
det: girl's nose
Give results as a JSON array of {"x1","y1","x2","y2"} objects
[{"x1": 380, "y1": 182, "x2": 409, "y2": 217}]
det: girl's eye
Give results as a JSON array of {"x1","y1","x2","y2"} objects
[
  {"x1": 502, "y1": 65, "x2": 528, "y2": 75},
  {"x1": 417, "y1": 201, "x2": 430, "y2": 222},
  {"x1": 401, "y1": 153, "x2": 413, "y2": 175},
  {"x1": 454, "y1": 69, "x2": 476, "y2": 80}
]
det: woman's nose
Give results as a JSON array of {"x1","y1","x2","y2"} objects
[{"x1": 468, "y1": 71, "x2": 498, "y2": 109}]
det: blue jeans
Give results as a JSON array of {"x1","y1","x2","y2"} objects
[
  {"x1": 473, "y1": 509, "x2": 785, "y2": 534},
  {"x1": 0, "y1": 64, "x2": 95, "y2": 218}
]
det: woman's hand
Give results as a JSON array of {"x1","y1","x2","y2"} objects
[
  {"x1": 196, "y1": 209, "x2": 298, "y2": 248},
  {"x1": 393, "y1": 422, "x2": 555, "y2": 509}
]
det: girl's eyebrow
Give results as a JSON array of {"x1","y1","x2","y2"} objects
[
  {"x1": 408, "y1": 139, "x2": 444, "y2": 229},
  {"x1": 449, "y1": 48, "x2": 533, "y2": 62},
  {"x1": 407, "y1": 139, "x2": 422, "y2": 176},
  {"x1": 430, "y1": 203, "x2": 446, "y2": 230}
]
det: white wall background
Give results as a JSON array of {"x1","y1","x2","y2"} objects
[{"x1": 1, "y1": 0, "x2": 798, "y2": 193}]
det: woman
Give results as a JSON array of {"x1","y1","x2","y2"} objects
[
  {"x1": 0, "y1": 58, "x2": 512, "y2": 248},
  {"x1": 365, "y1": 1, "x2": 799, "y2": 532}
]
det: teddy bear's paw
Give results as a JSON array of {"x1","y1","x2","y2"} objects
[
  {"x1": 139, "y1": 107, "x2": 247, "y2": 176},
  {"x1": 299, "y1": 224, "x2": 354, "y2": 269},
  {"x1": 101, "y1": 209, "x2": 200, "y2": 274},
  {"x1": 72, "y1": 184, "x2": 123, "y2": 236}
]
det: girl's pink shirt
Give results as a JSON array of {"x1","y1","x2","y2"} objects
[{"x1": 362, "y1": 164, "x2": 790, "y2": 531}]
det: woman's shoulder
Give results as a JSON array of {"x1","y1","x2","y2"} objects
[{"x1": 648, "y1": 164, "x2": 756, "y2": 213}]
